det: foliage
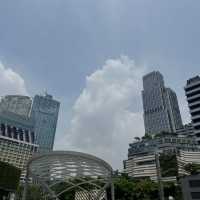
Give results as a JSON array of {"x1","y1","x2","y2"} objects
[
  {"x1": 16, "y1": 175, "x2": 183, "y2": 200},
  {"x1": 0, "y1": 161, "x2": 21, "y2": 191},
  {"x1": 163, "y1": 182, "x2": 182, "y2": 200},
  {"x1": 16, "y1": 185, "x2": 45, "y2": 200},
  {"x1": 113, "y1": 175, "x2": 158, "y2": 200},
  {"x1": 159, "y1": 153, "x2": 178, "y2": 177},
  {"x1": 113, "y1": 174, "x2": 183, "y2": 200},
  {"x1": 184, "y1": 163, "x2": 200, "y2": 175},
  {"x1": 142, "y1": 134, "x2": 152, "y2": 140},
  {"x1": 134, "y1": 137, "x2": 141, "y2": 141}
]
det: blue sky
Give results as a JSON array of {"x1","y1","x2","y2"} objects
[{"x1": 0, "y1": 0, "x2": 200, "y2": 168}]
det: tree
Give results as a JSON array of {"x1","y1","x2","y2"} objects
[
  {"x1": 142, "y1": 134, "x2": 152, "y2": 140},
  {"x1": 184, "y1": 163, "x2": 200, "y2": 175},
  {"x1": 0, "y1": 161, "x2": 21, "y2": 199},
  {"x1": 16, "y1": 185, "x2": 45, "y2": 200},
  {"x1": 134, "y1": 137, "x2": 140, "y2": 141}
]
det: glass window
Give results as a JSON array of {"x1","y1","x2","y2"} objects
[{"x1": 189, "y1": 180, "x2": 200, "y2": 188}]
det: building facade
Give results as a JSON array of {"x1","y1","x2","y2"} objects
[
  {"x1": 142, "y1": 71, "x2": 183, "y2": 135},
  {"x1": 181, "y1": 174, "x2": 200, "y2": 200},
  {"x1": 0, "y1": 111, "x2": 38, "y2": 181},
  {"x1": 176, "y1": 123, "x2": 195, "y2": 137},
  {"x1": 0, "y1": 93, "x2": 60, "y2": 153},
  {"x1": 124, "y1": 135, "x2": 199, "y2": 181},
  {"x1": 30, "y1": 93, "x2": 60, "y2": 153},
  {"x1": 124, "y1": 153, "x2": 158, "y2": 181},
  {"x1": 185, "y1": 76, "x2": 200, "y2": 144},
  {"x1": 0, "y1": 95, "x2": 32, "y2": 117}
]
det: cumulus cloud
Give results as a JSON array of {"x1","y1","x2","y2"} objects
[
  {"x1": 0, "y1": 62, "x2": 28, "y2": 96},
  {"x1": 61, "y1": 56, "x2": 146, "y2": 169}
]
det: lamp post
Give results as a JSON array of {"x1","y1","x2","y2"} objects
[{"x1": 155, "y1": 152, "x2": 165, "y2": 200}]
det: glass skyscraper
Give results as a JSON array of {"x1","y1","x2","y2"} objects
[
  {"x1": 0, "y1": 95, "x2": 32, "y2": 117},
  {"x1": 142, "y1": 71, "x2": 183, "y2": 135},
  {"x1": 30, "y1": 93, "x2": 60, "y2": 153},
  {"x1": 0, "y1": 93, "x2": 60, "y2": 153}
]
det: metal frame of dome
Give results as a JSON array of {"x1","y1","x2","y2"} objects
[{"x1": 22, "y1": 151, "x2": 115, "y2": 200}]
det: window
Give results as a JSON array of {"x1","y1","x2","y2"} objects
[
  {"x1": 189, "y1": 180, "x2": 200, "y2": 188},
  {"x1": 191, "y1": 192, "x2": 200, "y2": 199}
]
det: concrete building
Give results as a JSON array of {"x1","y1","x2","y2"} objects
[
  {"x1": 176, "y1": 123, "x2": 195, "y2": 137},
  {"x1": 185, "y1": 76, "x2": 200, "y2": 144},
  {"x1": 142, "y1": 71, "x2": 183, "y2": 135},
  {"x1": 177, "y1": 150, "x2": 200, "y2": 176},
  {"x1": 30, "y1": 93, "x2": 60, "y2": 153},
  {"x1": 0, "y1": 93, "x2": 60, "y2": 153},
  {"x1": 181, "y1": 174, "x2": 200, "y2": 200},
  {"x1": 0, "y1": 111, "x2": 38, "y2": 181},
  {"x1": 124, "y1": 135, "x2": 199, "y2": 181},
  {"x1": 0, "y1": 95, "x2": 32, "y2": 117},
  {"x1": 124, "y1": 153, "x2": 158, "y2": 181}
]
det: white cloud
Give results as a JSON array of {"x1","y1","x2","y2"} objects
[
  {"x1": 0, "y1": 62, "x2": 28, "y2": 96},
  {"x1": 60, "y1": 56, "x2": 146, "y2": 169}
]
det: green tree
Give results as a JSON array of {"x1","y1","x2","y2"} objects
[{"x1": 184, "y1": 163, "x2": 200, "y2": 175}]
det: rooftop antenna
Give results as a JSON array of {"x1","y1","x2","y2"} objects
[{"x1": 44, "y1": 89, "x2": 48, "y2": 96}]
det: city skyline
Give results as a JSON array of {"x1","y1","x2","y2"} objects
[
  {"x1": 1, "y1": 0, "x2": 200, "y2": 168},
  {"x1": 0, "y1": 64, "x2": 197, "y2": 169}
]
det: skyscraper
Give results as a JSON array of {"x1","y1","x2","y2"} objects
[
  {"x1": 0, "y1": 95, "x2": 32, "y2": 117},
  {"x1": 30, "y1": 93, "x2": 60, "y2": 153},
  {"x1": 185, "y1": 76, "x2": 200, "y2": 144},
  {"x1": 142, "y1": 71, "x2": 183, "y2": 135},
  {"x1": 0, "y1": 110, "x2": 38, "y2": 181}
]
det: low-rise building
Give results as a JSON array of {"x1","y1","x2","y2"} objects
[
  {"x1": 176, "y1": 123, "x2": 195, "y2": 137},
  {"x1": 124, "y1": 153, "x2": 158, "y2": 181},
  {"x1": 177, "y1": 150, "x2": 200, "y2": 176},
  {"x1": 124, "y1": 134, "x2": 200, "y2": 181}
]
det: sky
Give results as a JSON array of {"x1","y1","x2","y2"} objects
[{"x1": 0, "y1": 0, "x2": 200, "y2": 169}]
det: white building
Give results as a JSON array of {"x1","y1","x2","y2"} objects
[
  {"x1": 185, "y1": 76, "x2": 200, "y2": 144},
  {"x1": 177, "y1": 150, "x2": 200, "y2": 176},
  {"x1": 124, "y1": 153, "x2": 158, "y2": 181}
]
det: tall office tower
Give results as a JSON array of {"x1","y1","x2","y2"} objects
[
  {"x1": 185, "y1": 76, "x2": 200, "y2": 144},
  {"x1": 0, "y1": 95, "x2": 32, "y2": 117},
  {"x1": 30, "y1": 93, "x2": 60, "y2": 153},
  {"x1": 142, "y1": 71, "x2": 183, "y2": 135}
]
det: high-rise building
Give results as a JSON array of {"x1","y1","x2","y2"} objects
[
  {"x1": 0, "y1": 111, "x2": 38, "y2": 181},
  {"x1": 30, "y1": 93, "x2": 60, "y2": 153},
  {"x1": 0, "y1": 95, "x2": 32, "y2": 117},
  {"x1": 142, "y1": 71, "x2": 183, "y2": 135},
  {"x1": 185, "y1": 76, "x2": 200, "y2": 144}
]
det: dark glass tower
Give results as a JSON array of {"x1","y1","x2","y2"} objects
[{"x1": 142, "y1": 71, "x2": 183, "y2": 135}]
